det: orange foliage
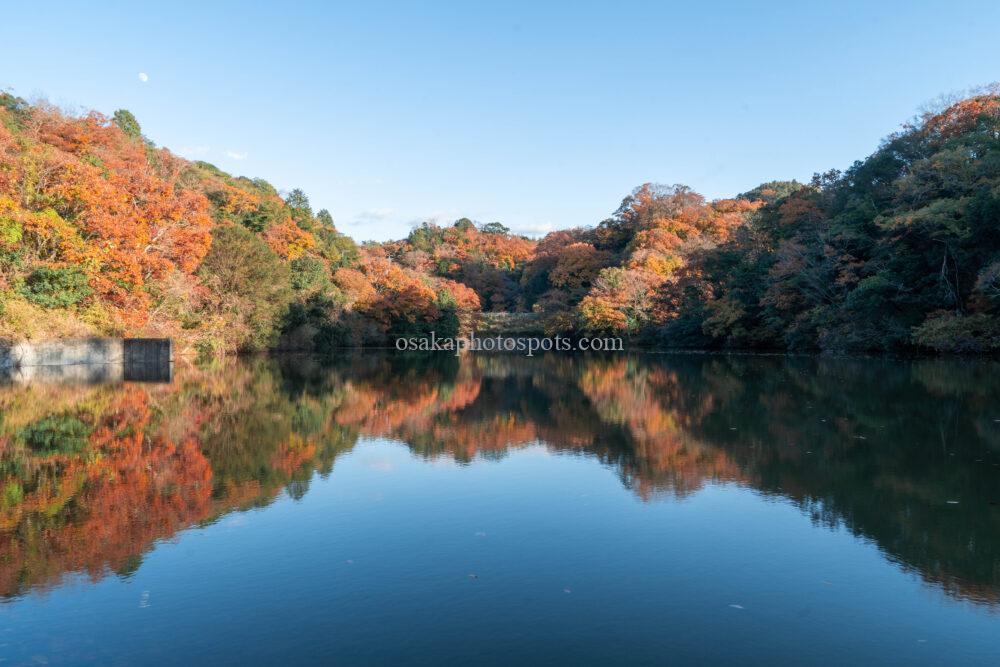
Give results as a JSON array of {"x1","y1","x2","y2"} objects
[
  {"x1": 571, "y1": 187, "x2": 759, "y2": 333},
  {"x1": 213, "y1": 183, "x2": 263, "y2": 216},
  {"x1": 334, "y1": 267, "x2": 378, "y2": 306},
  {"x1": 549, "y1": 242, "x2": 611, "y2": 290},
  {"x1": 922, "y1": 95, "x2": 1000, "y2": 140},
  {"x1": 439, "y1": 278, "x2": 483, "y2": 311},
  {"x1": 778, "y1": 195, "x2": 822, "y2": 228},
  {"x1": 263, "y1": 217, "x2": 316, "y2": 259},
  {"x1": 0, "y1": 103, "x2": 214, "y2": 331}
]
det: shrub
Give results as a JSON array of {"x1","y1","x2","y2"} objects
[
  {"x1": 912, "y1": 312, "x2": 1000, "y2": 353},
  {"x1": 195, "y1": 335, "x2": 227, "y2": 363},
  {"x1": 0, "y1": 214, "x2": 22, "y2": 247},
  {"x1": 0, "y1": 294, "x2": 99, "y2": 342},
  {"x1": 18, "y1": 266, "x2": 92, "y2": 309}
]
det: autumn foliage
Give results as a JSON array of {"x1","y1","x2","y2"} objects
[
  {"x1": 4, "y1": 87, "x2": 1000, "y2": 353},
  {"x1": 0, "y1": 100, "x2": 213, "y2": 332}
]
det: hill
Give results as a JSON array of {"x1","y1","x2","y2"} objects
[
  {"x1": 3, "y1": 88, "x2": 1000, "y2": 354},
  {"x1": 0, "y1": 94, "x2": 484, "y2": 354}
]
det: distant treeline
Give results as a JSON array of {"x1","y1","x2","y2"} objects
[{"x1": 2, "y1": 88, "x2": 999, "y2": 353}]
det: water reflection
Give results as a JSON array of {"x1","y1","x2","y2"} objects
[
  {"x1": 0, "y1": 356, "x2": 173, "y2": 384},
  {"x1": 1, "y1": 352, "x2": 999, "y2": 605}
]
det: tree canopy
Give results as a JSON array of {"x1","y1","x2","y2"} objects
[{"x1": 3, "y1": 89, "x2": 1000, "y2": 354}]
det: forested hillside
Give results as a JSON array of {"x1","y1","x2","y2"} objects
[
  {"x1": 2, "y1": 89, "x2": 999, "y2": 354},
  {"x1": 0, "y1": 93, "x2": 480, "y2": 354},
  {"x1": 387, "y1": 90, "x2": 1000, "y2": 353}
]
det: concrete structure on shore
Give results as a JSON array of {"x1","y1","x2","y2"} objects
[{"x1": 0, "y1": 338, "x2": 173, "y2": 384}]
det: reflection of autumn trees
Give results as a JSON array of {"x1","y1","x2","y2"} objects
[
  {"x1": 0, "y1": 360, "x2": 358, "y2": 598},
  {"x1": 0, "y1": 351, "x2": 729, "y2": 603},
  {"x1": 312, "y1": 353, "x2": 1000, "y2": 605},
  {"x1": 316, "y1": 355, "x2": 739, "y2": 498},
  {"x1": 2, "y1": 353, "x2": 999, "y2": 606},
  {"x1": 0, "y1": 386, "x2": 212, "y2": 596},
  {"x1": 573, "y1": 358, "x2": 740, "y2": 498}
]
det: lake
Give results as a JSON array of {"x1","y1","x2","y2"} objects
[{"x1": 1, "y1": 352, "x2": 999, "y2": 665}]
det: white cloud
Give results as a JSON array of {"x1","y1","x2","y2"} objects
[
  {"x1": 347, "y1": 207, "x2": 395, "y2": 226},
  {"x1": 225, "y1": 150, "x2": 247, "y2": 160},
  {"x1": 176, "y1": 145, "x2": 210, "y2": 158},
  {"x1": 403, "y1": 211, "x2": 460, "y2": 228},
  {"x1": 509, "y1": 221, "x2": 554, "y2": 237},
  {"x1": 138, "y1": 72, "x2": 149, "y2": 83}
]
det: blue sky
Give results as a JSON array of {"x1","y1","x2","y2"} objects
[{"x1": 5, "y1": 1, "x2": 1000, "y2": 241}]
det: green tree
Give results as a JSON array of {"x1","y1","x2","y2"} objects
[
  {"x1": 112, "y1": 109, "x2": 142, "y2": 140},
  {"x1": 285, "y1": 188, "x2": 312, "y2": 214},
  {"x1": 453, "y1": 218, "x2": 475, "y2": 232},
  {"x1": 316, "y1": 209, "x2": 335, "y2": 227},
  {"x1": 290, "y1": 256, "x2": 331, "y2": 292},
  {"x1": 199, "y1": 225, "x2": 292, "y2": 350},
  {"x1": 480, "y1": 221, "x2": 510, "y2": 235},
  {"x1": 407, "y1": 222, "x2": 444, "y2": 252}
]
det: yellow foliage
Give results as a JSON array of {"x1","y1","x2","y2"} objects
[
  {"x1": 0, "y1": 294, "x2": 98, "y2": 343},
  {"x1": 578, "y1": 295, "x2": 629, "y2": 332},
  {"x1": 263, "y1": 218, "x2": 316, "y2": 260}
]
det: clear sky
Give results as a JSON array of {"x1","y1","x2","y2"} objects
[{"x1": 5, "y1": 1, "x2": 1000, "y2": 241}]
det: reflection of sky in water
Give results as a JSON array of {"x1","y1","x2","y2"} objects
[{"x1": 1, "y1": 353, "x2": 999, "y2": 664}]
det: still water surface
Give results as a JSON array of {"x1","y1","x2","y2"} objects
[{"x1": 1, "y1": 352, "x2": 999, "y2": 664}]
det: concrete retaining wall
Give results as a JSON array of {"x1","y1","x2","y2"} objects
[
  {"x1": 0, "y1": 338, "x2": 124, "y2": 368},
  {"x1": 0, "y1": 338, "x2": 173, "y2": 383}
]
